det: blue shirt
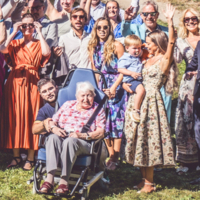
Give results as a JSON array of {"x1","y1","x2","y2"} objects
[
  {"x1": 118, "y1": 52, "x2": 143, "y2": 82},
  {"x1": 36, "y1": 103, "x2": 55, "y2": 121},
  {"x1": 84, "y1": 17, "x2": 95, "y2": 34},
  {"x1": 114, "y1": 23, "x2": 123, "y2": 38}
]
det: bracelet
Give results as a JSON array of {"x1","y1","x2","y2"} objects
[{"x1": 0, "y1": 19, "x2": 5, "y2": 23}]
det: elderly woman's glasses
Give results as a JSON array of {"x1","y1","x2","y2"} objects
[
  {"x1": 96, "y1": 25, "x2": 109, "y2": 31},
  {"x1": 22, "y1": 23, "x2": 34, "y2": 29},
  {"x1": 142, "y1": 12, "x2": 157, "y2": 17},
  {"x1": 184, "y1": 16, "x2": 198, "y2": 23}
]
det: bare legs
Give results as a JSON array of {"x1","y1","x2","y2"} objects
[
  {"x1": 138, "y1": 167, "x2": 155, "y2": 193},
  {"x1": 134, "y1": 84, "x2": 146, "y2": 110},
  {"x1": 9, "y1": 148, "x2": 35, "y2": 170},
  {"x1": 105, "y1": 138, "x2": 121, "y2": 170}
]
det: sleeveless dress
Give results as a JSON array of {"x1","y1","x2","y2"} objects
[
  {"x1": 124, "y1": 63, "x2": 175, "y2": 167},
  {"x1": 93, "y1": 42, "x2": 127, "y2": 139}
]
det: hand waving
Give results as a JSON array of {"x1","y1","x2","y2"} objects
[
  {"x1": 163, "y1": 4, "x2": 176, "y2": 20},
  {"x1": 124, "y1": 6, "x2": 135, "y2": 21},
  {"x1": 34, "y1": 21, "x2": 42, "y2": 34}
]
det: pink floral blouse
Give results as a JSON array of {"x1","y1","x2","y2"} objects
[{"x1": 52, "y1": 100, "x2": 106, "y2": 133}]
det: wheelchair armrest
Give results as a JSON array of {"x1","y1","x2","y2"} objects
[
  {"x1": 90, "y1": 132, "x2": 109, "y2": 154},
  {"x1": 38, "y1": 134, "x2": 47, "y2": 148}
]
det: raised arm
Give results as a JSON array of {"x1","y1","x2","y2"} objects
[
  {"x1": 45, "y1": 0, "x2": 59, "y2": 21},
  {"x1": 0, "y1": 21, "x2": 23, "y2": 54},
  {"x1": 84, "y1": 0, "x2": 92, "y2": 24},
  {"x1": 34, "y1": 21, "x2": 51, "y2": 56},
  {"x1": 160, "y1": 4, "x2": 176, "y2": 75},
  {"x1": 0, "y1": 5, "x2": 6, "y2": 45}
]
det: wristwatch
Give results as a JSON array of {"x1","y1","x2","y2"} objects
[
  {"x1": 86, "y1": 132, "x2": 92, "y2": 140},
  {"x1": 50, "y1": 125, "x2": 56, "y2": 132}
]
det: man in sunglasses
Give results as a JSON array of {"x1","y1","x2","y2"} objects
[
  {"x1": 54, "y1": 8, "x2": 91, "y2": 69},
  {"x1": 122, "y1": 0, "x2": 172, "y2": 124},
  {"x1": 29, "y1": 0, "x2": 58, "y2": 48},
  {"x1": 122, "y1": 0, "x2": 168, "y2": 43}
]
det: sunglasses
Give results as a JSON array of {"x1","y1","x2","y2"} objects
[
  {"x1": 184, "y1": 16, "x2": 198, "y2": 23},
  {"x1": 29, "y1": 5, "x2": 43, "y2": 12},
  {"x1": 96, "y1": 25, "x2": 109, "y2": 31},
  {"x1": 142, "y1": 12, "x2": 157, "y2": 17},
  {"x1": 71, "y1": 15, "x2": 85, "y2": 20},
  {"x1": 22, "y1": 23, "x2": 34, "y2": 29}
]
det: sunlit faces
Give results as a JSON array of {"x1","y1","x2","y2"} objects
[
  {"x1": 71, "y1": 11, "x2": 86, "y2": 30},
  {"x1": 146, "y1": 36, "x2": 158, "y2": 55},
  {"x1": 40, "y1": 82, "x2": 58, "y2": 103},
  {"x1": 21, "y1": 17, "x2": 35, "y2": 36},
  {"x1": 91, "y1": 0, "x2": 100, "y2": 7},
  {"x1": 76, "y1": 91, "x2": 94, "y2": 110},
  {"x1": 126, "y1": 45, "x2": 142, "y2": 57},
  {"x1": 184, "y1": 11, "x2": 199, "y2": 33},
  {"x1": 96, "y1": 20, "x2": 110, "y2": 41},
  {"x1": 141, "y1": 5, "x2": 159, "y2": 30},
  {"x1": 28, "y1": 0, "x2": 44, "y2": 21},
  {"x1": 106, "y1": 1, "x2": 119, "y2": 20},
  {"x1": 60, "y1": 0, "x2": 74, "y2": 12}
]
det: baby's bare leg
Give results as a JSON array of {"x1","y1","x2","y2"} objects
[{"x1": 134, "y1": 84, "x2": 146, "y2": 110}]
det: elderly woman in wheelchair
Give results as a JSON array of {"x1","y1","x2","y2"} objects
[{"x1": 37, "y1": 81, "x2": 106, "y2": 194}]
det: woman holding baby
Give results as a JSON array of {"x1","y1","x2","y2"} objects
[{"x1": 124, "y1": 4, "x2": 177, "y2": 193}]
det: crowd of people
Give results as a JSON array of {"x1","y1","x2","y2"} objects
[{"x1": 0, "y1": 0, "x2": 200, "y2": 195}]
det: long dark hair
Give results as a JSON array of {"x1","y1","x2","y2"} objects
[{"x1": 104, "y1": 0, "x2": 121, "y2": 23}]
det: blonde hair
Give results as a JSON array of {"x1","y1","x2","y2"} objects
[
  {"x1": 147, "y1": 30, "x2": 178, "y2": 95},
  {"x1": 88, "y1": 17, "x2": 116, "y2": 64},
  {"x1": 178, "y1": 8, "x2": 200, "y2": 39},
  {"x1": 124, "y1": 35, "x2": 142, "y2": 47}
]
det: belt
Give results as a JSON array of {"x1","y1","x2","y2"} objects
[{"x1": 14, "y1": 64, "x2": 37, "y2": 86}]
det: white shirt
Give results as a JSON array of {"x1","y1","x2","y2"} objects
[{"x1": 59, "y1": 29, "x2": 92, "y2": 69}]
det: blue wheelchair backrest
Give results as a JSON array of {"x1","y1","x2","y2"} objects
[{"x1": 57, "y1": 68, "x2": 106, "y2": 108}]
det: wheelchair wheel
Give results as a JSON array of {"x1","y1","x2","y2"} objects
[
  {"x1": 81, "y1": 188, "x2": 89, "y2": 200},
  {"x1": 32, "y1": 184, "x2": 36, "y2": 195}
]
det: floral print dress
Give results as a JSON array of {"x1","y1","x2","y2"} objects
[
  {"x1": 124, "y1": 63, "x2": 175, "y2": 167},
  {"x1": 93, "y1": 42, "x2": 127, "y2": 139},
  {"x1": 174, "y1": 38, "x2": 198, "y2": 164}
]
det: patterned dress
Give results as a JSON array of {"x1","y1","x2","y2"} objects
[
  {"x1": 114, "y1": 23, "x2": 123, "y2": 38},
  {"x1": 124, "y1": 63, "x2": 175, "y2": 167},
  {"x1": 174, "y1": 38, "x2": 198, "y2": 164},
  {"x1": 93, "y1": 42, "x2": 127, "y2": 138}
]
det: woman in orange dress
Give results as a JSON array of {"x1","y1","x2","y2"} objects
[{"x1": 0, "y1": 13, "x2": 51, "y2": 170}]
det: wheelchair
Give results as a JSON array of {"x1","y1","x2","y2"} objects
[{"x1": 27, "y1": 68, "x2": 110, "y2": 199}]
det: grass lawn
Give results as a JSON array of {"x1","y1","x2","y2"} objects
[{"x1": 0, "y1": 21, "x2": 199, "y2": 200}]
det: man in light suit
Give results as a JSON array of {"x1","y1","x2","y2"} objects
[{"x1": 121, "y1": 0, "x2": 171, "y2": 123}]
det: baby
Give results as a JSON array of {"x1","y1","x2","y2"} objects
[{"x1": 118, "y1": 34, "x2": 146, "y2": 123}]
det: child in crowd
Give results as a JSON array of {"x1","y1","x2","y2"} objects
[{"x1": 118, "y1": 35, "x2": 146, "y2": 122}]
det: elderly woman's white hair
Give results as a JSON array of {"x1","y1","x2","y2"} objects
[
  {"x1": 178, "y1": 8, "x2": 200, "y2": 38},
  {"x1": 76, "y1": 81, "x2": 96, "y2": 97}
]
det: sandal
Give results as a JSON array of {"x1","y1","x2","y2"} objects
[
  {"x1": 56, "y1": 184, "x2": 69, "y2": 194},
  {"x1": 39, "y1": 181, "x2": 53, "y2": 193},
  {"x1": 7, "y1": 156, "x2": 22, "y2": 169},
  {"x1": 137, "y1": 182, "x2": 156, "y2": 193},
  {"x1": 23, "y1": 159, "x2": 35, "y2": 171},
  {"x1": 133, "y1": 178, "x2": 145, "y2": 189},
  {"x1": 106, "y1": 161, "x2": 117, "y2": 171}
]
